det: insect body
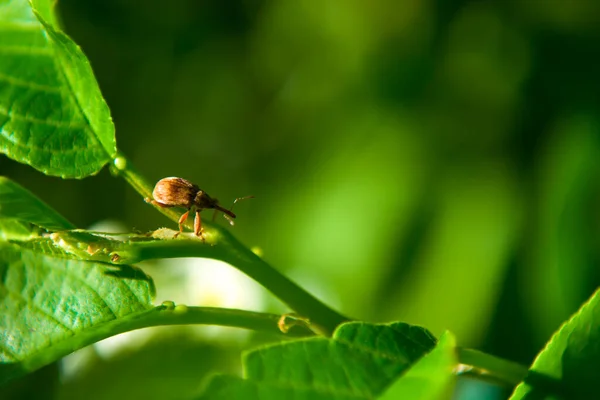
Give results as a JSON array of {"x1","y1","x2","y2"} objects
[{"x1": 149, "y1": 177, "x2": 249, "y2": 236}]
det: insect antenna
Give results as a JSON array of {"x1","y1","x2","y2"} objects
[{"x1": 222, "y1": 196, "x2": 254, "y2": 226}]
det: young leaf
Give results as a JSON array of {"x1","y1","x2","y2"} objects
[
  {"x1": 379, "y1": 331, "x2": 458, "y2": 400},
  {"x1": 201, "y1": 321, "x2": 437, "y2": 399},
  {"x1": 0, "y1": 176, "x2": 74, "y2": 231},
  {"x1": 0, "y1": 0, "x2": 116, "y2": 178},
  {"x1": 510, "y1": 288, "x2": 600, "y2": 399},
  {"x1": 0, "y1": 243, "x2": 154, "y2": 385}
]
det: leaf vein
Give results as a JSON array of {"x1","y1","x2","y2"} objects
[
  {"x1": 0, "y1": 72, "x2": 62, "y2": 92},
  {"x1": 39, "y1": 262, "x2": 118, "y2": 320},
  {"x1": 0, "y1": 285, "x2": 75, "y2": 335},
  {"x1": 0, "y1": 45, "x2": 52, "y2": 56},
  {"x1": 0, "y1": 22, "x2": 42, "y2": 32},
  {"x1": 48, "y1": 32, "x2": 108, "y2": 157},
  {"x1": 335, "y1": 339, "x2": 400, "y2": 363},
  {"x1": 0, "y1": 105, "x2": 87, "y2": 129},
  {"x1": 0, "y1": 342, "x2": 19, "y2": 361},
  {"x1": 0, "y1": 128, "x2": 99, "y2": 154}
]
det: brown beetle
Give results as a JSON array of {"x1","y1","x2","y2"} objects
[{"x1": 148, "y1": 177, "x2": 251, "y2": 236}]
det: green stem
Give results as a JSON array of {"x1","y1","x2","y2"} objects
[
  {"x1": 457, "y1": 348, "x2": 529, "y2": 388},
  {"x1": 111, "y1": 153, "x2": 350, "y2": 336},
  {"x1": 457, "y1": 349, "x2": 566, "y2": 396},
  {"x1": 2, "y1": 305, "x2": 315, "y2": 385}
]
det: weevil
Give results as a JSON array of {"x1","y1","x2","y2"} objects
[{"x1": 147, "y1": 177, "x2": 252, "y2": 236}]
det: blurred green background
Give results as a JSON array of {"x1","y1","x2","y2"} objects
[{"x1": 2, "y1": 0, "x2": 600, "y2": 399}]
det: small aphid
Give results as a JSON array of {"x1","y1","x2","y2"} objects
[{"x1": 148, "y1": 177, "x2": 252, "y2": 236}]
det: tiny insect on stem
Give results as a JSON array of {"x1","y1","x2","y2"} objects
[{"x1": 149, "y1": 177, "x2": 253, "y2": 235}]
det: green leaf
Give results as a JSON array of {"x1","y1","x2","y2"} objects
[
  {"x1": 0, "y1": 243, "x2": 154, "y2": 384},
  {"x1": 0, "y1": 176, "x2": 74, "y2": 231},
  {"x1": 380, "y1": 331, "x2": 457, "y2": 400},
  {"x1": 510, "y1": 288, "x2": 600, "y2": 399},
  {"x1": 29, "y1": 0, "x2": 60, "y2": 28},
  {"x1": 201, "y1": 321, "x2": 437, "y2": 399},
  {"x1": 0, "y1": 0, "x2": 116, "y2": 178},
  {"x1": 0, "y1": 219, "x2": 33, "y2": 240}
]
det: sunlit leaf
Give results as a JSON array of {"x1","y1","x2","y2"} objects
[
  {"x1": 0, "y1": 0, "x2": 116, "y2": 178},
  {"x1": 0, "y1": 243, "x2": 154, "y2": 385},
  {"x1": 510, "y1": 288, "x2": 600, "y2": 399},
  {"x1": 380, "y1": 331, "x2": 457, "y2": 400},
  {"x1": 201, "y1": 321, "x2": 437, "y2": 399}
]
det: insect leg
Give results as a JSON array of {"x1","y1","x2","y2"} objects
[
  {"x1": 194, "y1": 209, "x2": 203, "y2": 236},
  {"x1": 178, "y1": 210, "x2": 190, "y2": 233}
]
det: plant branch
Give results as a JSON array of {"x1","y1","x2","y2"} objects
[
  {"x1": 111, "y1": 153, "x2": 350, "y2": 336},
  {"x1": 457, "y1": 348, "x2": 528, "y2": 388},
  {"x1": 457, "y1": 348, "x2": 567, "y2": 396},
  {"x1": 1, "y1": 305, "x2": 314, "y2": 385}
]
